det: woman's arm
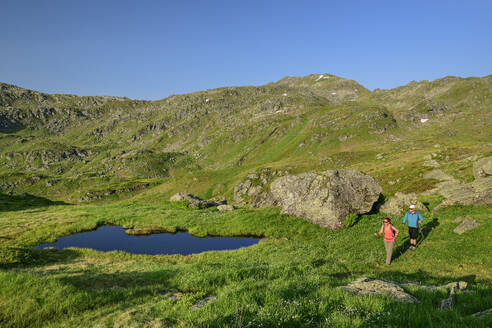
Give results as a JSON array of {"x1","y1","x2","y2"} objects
[
  {"x1": 392, "y1": 225, "x2": 400, "y2": 237},
  {"x1": 374, "y1": 225, "x2": 383, "y2": 236}
]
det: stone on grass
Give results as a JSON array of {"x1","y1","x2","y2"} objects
[
  {"x1": 471, "y1": 308, "x2": 492, "y2": 318},
  {"x1": 192, "y1": 296, "x2": 216, "y2": 310},
  {"x1": 454, "y1": 216, "x2": 468, "y2": 223},
  {"x1": 338, "y1": 277, "x2": 419, "y2": 304},
  {"x1": 453, "y1": 218, "x2": 480, "y2": 235},
  {"x1": 169, "y1": 192, "x2": 218, "y2": 208},
  {"x1": 217, "y1": 204, "x2": 234, "y2": 212},
  {"x1": 402, "y1": 280, "x2": 467, "y2": 292},
  {"x1": 440, "y1": 287, "x2": 457, "y2": 310}
]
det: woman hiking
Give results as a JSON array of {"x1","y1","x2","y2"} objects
[{"x1": 374, "y1": 217, "x2": 399, "y2": 265}]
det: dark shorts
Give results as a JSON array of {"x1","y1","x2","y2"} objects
[{"x1": 408, "y1": 227, "x2": 419, "y2": 239}]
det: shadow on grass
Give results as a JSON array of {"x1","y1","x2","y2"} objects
[
  {"x1": 194, "y1": 269, "x2": 492, "y2": 328},
  {"x1": 0, "y1": 192, "x2": 68, "y2": 212},
  {"x1": 57, "y1": 268, "x2": 176, "y2": 292},
  {"x1": 0, "y1": 247, "x2": 82, "y2": 269},
  {"x1": 392, "y1": 217, "x2": 440, "y2": 261}
]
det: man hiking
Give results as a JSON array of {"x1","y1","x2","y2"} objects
[{"x1": 402, "y1": 204, "x2": 423, "y2": 250}]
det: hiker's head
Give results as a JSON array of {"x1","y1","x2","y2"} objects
[
  {"x1": 409, "y1": 205, "x2": 416, "y2": 212},
  {"x1": 383, "y1": 217, "x2": 391, "y2": 224}
]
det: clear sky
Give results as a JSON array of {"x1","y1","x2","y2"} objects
[{"x1": 1, "y1": 0, "x2": 491, "y2": 100}]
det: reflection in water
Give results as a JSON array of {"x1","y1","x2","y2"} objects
[{"x1": 34, "y1": 226, "x2": 261, "y2": 255}]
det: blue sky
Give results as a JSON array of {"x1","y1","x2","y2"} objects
[{"x1": 1, "y1": 0, "x2": 491, "y2": 100}]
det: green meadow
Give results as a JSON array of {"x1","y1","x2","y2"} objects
[{"x1": 0, "y1": 195, "x2": 491, "y2": 327}]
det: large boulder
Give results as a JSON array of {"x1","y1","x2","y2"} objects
[
  {"x1": 233, "y1": 168, "x2": 291, "y2": 207},
  {"x1": 380, "y1": 192, "x2": 428, "y2": 216},
  {"x1": 234, "y1": 169, "x2": 381, "y2": 229}
]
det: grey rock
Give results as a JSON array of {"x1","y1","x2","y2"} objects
[
  {"x1": 423, "y1": 169, "x2": 454, "y2": 181},
  {"x1": 453, "y1": 218, "x2": 480, "y2": 235},
  {"x1": 440, "y1": 287, "x2": 456, "y2": 310},
  {"x1": 169, "y1": 192, "x2": 218, "y2": 208},
  {"x1": 192, "y1": 296, "x2": 216, "y2": 310},
  {"x1": 423, "y1": 159, "x2": 440, "y2": 168},
  {"x1": 217, "y1": 204, "x2": 234, "y2": 212},
  {"x1": 235, "y1": 169, "x2": 381, "y2": 229},
  {"x1": 471, "y1": 308, "x2": 492, "y2": 318},
  {"x1": 338, "y1": 277, "x2": 419, "y2": 303},
  {"x1": 473, "y1": 156, "x2": 492, "y2": 178},
  {"x1": 233, "y1": 168, "x2": 288, "y2": 208},
  {"x1": 453, "y1": 216, "x2": 468, "y2": 223},
  {"x1": 405, "y1": 280, "x2": 468, "y2": 292},
  {"x1": 423, "y1": 175, "x2": 492, "y2": 211},
  {"x1": 269, "y1": 170, "x2": 381, "y2": 229},
  {"x1": 380, "y1": 192, "x2": 428, "y2": 216}
]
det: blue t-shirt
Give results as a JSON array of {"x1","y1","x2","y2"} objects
[{"x1": 403, "y1": 211, "x2": 423, "y2": 228}]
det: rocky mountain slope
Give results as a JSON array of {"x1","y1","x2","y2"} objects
[{"x1": 0, "y1": 74, "x2": 491, "y2": 203}]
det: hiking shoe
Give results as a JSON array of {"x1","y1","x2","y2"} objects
[{"x1": 410, "y1": 245, "x2": 416, "y2": 250}]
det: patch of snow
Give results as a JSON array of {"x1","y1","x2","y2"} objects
[
  {"x1": 315, "y1": 74, "x2": 329, "y2": 82},
  {"x1": 420, "y1": 118, "x2": 429, "y2": 123},
  {"x1": 275, "y1": 110, "x2": 283, "y2": 113},
  {"x1": 331, "y1": 92, "x2": 337, "y2": 95},
  {"x1": 282, "y1": 93, "x2": 288, "y2": 96}
]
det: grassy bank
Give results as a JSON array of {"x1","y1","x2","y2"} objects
[{"x1": 0, "y1": 200, "x2": 491, "y2": 327}]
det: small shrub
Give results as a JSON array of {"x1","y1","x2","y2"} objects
[{"x1": 344, "y1": 213, "x2": 359, "y2": 228}]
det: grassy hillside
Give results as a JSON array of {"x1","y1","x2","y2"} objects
[{"x1": 1, "y1": 74, "x2": 491, "y2": 203}]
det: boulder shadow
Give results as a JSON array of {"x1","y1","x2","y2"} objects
[
  {"x1": 0, "y1": 247, "x2": 82, "y2": 269},
  {"x1": 0, "y1": 192, "x2": 68, "y2": 212},
  {"x1": 392, "y1": 218, "x2": 440, "y2": 261}
]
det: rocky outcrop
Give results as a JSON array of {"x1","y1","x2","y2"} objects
[
  {"x1": 2, "y1": 147, "x2": 91, "y2": 170},
  {"x1": 438, "y1": 281, "x2": 468, "y2": 311},
  {"x1": 234, "y1": 169, "x2": 381, "y2": 229},
  {"x1": 473, "y1": 156, "x2": 492, "y2": 178},
  {"x1": 170, "y1": 193, "x2": 224, "y2": 208},
  {"x1": 422, "y1": 163, "x2": 492, "y2": 211},
  {"x1": 380, "y1": 192, "x2": 428, "y2": 216},
  {"x1": 338, "y1": 277, "x2": 418, "y2": 303},
  {"x1": 339, "y1": 278, "x2": 470, "y2": 306}
]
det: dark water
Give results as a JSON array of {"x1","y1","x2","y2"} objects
[{"x1": 34, "y1": 226, "x2": 261, "y2": 255}]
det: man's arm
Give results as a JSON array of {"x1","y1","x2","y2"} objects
[
  {"x1": 418, "y1": 212, "x2": 423, "y2": 223},
  {"x1": 402, "y1": 213, "x2": 408, "y2": 225}
]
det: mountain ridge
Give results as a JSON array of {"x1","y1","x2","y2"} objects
[{"x1": 0, "y1": 74, "x2": 491, "y2": 203}]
